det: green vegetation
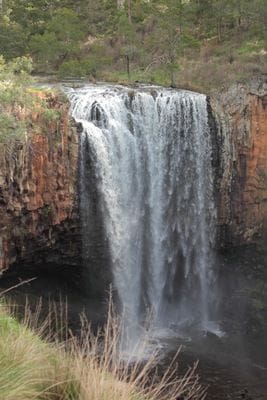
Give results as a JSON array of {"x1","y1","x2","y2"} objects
[
  {"x1": 0, "y1": 0, "x2": 266, "y2": 90},
  {"x1": 0, "y1": 56, "x2": 61, "y2": 143},
  {"x1": 0, "y1": 302, "x2": 75, "y2": 400},
  {"x1": 0, "y1": 57, "x2": 32, "y2": 143},
  {"x1": 0, "y1": 301, "x2": 205, "y2": 400}
]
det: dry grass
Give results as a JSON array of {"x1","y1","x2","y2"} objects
[{"x1": 0, "y1": 298, "x2": 206, "y2": 400}]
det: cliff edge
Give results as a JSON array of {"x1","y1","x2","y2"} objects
[
  {"x1": 0, "y1": 92, "x2": 81, "y2": 275},
  {"x1": 211, "y1": 75, "x2": 267, "y2": 250}
]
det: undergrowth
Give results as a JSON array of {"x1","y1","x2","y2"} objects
[
  {"x1": 96, "y1": 40, "x2": 266, "y2": 93},
  {"x1": 0, "y1": 56, "x2": 61, "y2": 144},
  {"x1": 0, "y1": 298, "x2": 206, "y2": 400}
]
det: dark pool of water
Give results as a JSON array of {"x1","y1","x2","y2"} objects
[
  {"x1": 157, "y1": 331, "x2": 267, "y2": 400},
  {"x1": 0, "y1": 251, "x2": 266, "y2": 400}
]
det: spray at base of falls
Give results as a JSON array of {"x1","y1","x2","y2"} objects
[{"x1": 67, "y1": 84, "x2": 218, "y2": 346}]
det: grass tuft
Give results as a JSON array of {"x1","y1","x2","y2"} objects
[{"x1": 0, "y1": 299, "x2": 206, "y2": 400}]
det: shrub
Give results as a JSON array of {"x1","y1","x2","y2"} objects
[
  {"x1": 57, "y1": 60, "x2": 88, "y2": 78},
  {"x1": 42, "y1": 108, "x2": 61, "y2": 123},
  {"x1": 0, "y1": 57, "x2": 63, "y2": 143},
  {"x1": 0, "y1": 114, "x2": 26, "y2": 143},
  {"x1": 9, "y1": 56, "x2": 33, "y2": 75},
  {"x1": 57, "y1": 52, "x2": 112, "y2": 79}
]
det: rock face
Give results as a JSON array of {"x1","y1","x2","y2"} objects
[
  {"x1": 0, "y1": 78, "x2": 266, "y2": 279},
  {"x1": 211, "y1": 75, "x2": 267, "y2": 249},
  {"x1": 0, "y1": 94, "x2": 81, "y2": 276}
]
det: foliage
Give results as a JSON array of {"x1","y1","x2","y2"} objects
[
  {"x1": 0, "y1": 57, "x2": 61, "y2": 143},
  {"x1": 0, "y1": 302, "x2": 78, "y2": 400},
  {"x1": 0, "y1": 0, "x2": 266, "y2": 88},
  {"x1": 237, "y1": 40, "x2": 265, "y2": 55},
  {"x1": 0, "y1": 114, "x2": 27, "y2": 143},
  {"x1": 9, "y1": 56, "x2": 33, "y2": 74},
  {"x1": 0, "y1": 21, "x2": 27, "y2": 60},
  {"x1": 0, "y1": 301, "x2": 205, "y2": 400},
  {"x1": 29, "y1": 8, "x2": 85, "y2": 71},
  {"x1": 42, "y1": 108, "x2": 61, "y2": 123}
]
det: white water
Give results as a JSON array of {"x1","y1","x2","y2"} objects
[{"x1": 67, "y1": 84, "x2": 217, "y2": 343}]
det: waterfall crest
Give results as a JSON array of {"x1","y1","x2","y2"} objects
[{"x1": 67, "y1": 84, "x2": 217, "y2": 337}]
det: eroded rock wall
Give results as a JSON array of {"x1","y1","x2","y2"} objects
[
  {"x1": 212, "y1": 75, "x2": 267, "y2": 249},
  {"x1": 0, "y1": 94, "x2": 81, "y2": 275},
  {"x1": 1, "y1": 80, "x2": 266, "y2": 277}
]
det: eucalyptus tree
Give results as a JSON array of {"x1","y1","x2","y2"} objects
[
  {"x1": 29, "y1": 8, "x2": 86, "y2": 71},
  {"x1": 144, "y1": 0, "x2": 198, "y2": 86}
]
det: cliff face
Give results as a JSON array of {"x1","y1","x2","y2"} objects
[
  {"x1": 1, "y1": 79, "x2": 266, "y2": 278},
  {"x1": 212, "y1": 75, "x2": 267, "y2": 249},
  {"x1": 0, "y1": 94, "x2": 81, "y2": 275}
]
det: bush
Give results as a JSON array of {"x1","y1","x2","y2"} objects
[
  {"x1": 0, "y1": 115, "x2": 26, "y2": 143},
  {"x1": 9, "y1": 56, "x2": 33, "y2": 75},
  {"x1": 58, "y1": 55, "x2": 112, "y2": 80},
  {"x1": 57, "y1": 60, "x2": 89, "y2": 78},
  {"x1": 0, "y1": 57, "x2": 62, "y2": 143},
  {"x1": 42, "y1": 108, "x2": 61, "y2": 123},
  {"x1": 57, "y1": 58, "x2": 99, "y2": 79}
]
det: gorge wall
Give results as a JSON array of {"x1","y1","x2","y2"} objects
[
  {"x1": 212, "y1": 75, "x2": 267, "y2": 250},
  {"x1": 0, "y1": 77, "x2": 266, "y2": 279},
  {"x1": 0, "y1": 93, "x2": 81, "y2": 277}
]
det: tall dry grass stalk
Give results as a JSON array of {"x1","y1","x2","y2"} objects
[
  {"x1": 0, "y1": 297, "x2": 206, "y2": 400},
  {"x1": 68, "y1": 300, "x2": 206, "y2": 400}
]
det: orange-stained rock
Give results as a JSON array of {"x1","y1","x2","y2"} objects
[
  {"x1": 0, "y1": 93, "x2": 80, "y2": 273},
  {"x1": 212, "y1": 76, "x2": 267, "y2": 248},
  {"x1": 1, "y1": 80, "x2": 266, "y2": 274}
]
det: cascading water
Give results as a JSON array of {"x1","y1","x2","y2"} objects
[{"x1": 67, "y1": 84, "x2": 217, "y2": 341}]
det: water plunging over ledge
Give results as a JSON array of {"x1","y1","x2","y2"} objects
[{"x1": 67, "y1": 84, "x2": 217, "y2": 342}]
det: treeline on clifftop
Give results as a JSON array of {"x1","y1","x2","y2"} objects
[{"x1": 0, "y1": 0, "x2": 266, "y2": 89}]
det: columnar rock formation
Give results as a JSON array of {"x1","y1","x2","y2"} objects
[
  {"x1": 0, "y1": 77, "x2": 266, "y2": 277},
  {"x1": 212, "y1": 76, "x2": 267, "y2": 249},
  {"x1": 0, "y1": 93, "x2": 81, "y2": 275}
]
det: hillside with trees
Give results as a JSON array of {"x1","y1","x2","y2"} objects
[
  {"x1": 0, "y1": 2, "x2": 267, "y2": 400},
  {"x1": 0, "y1": 0, "x2": 266, "y2": 90}
]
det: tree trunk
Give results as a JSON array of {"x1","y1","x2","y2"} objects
[
  {"x1": 128, "y1": 0, "x2": 132, "y2": 23},
  {"x1": 179, "y1": 0, "x2": 183, "y2": 34},
  {"x1": 117, "y1": 0, "x2": 124, "y2": 9},
  {"x1": 126, "y1": 55, "x2": 130, "y2": 81},
  {"x1": 170, "y1": 69, "x2": 175, "y2": 88},
  {"x1": 217, "y1": 18, "x2": 222, "y2": 42},
  {"x1": 237, "y1": 0, "x2": 242, "y2": 26}
]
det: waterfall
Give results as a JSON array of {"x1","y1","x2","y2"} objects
[{"x1": 67, "y1": 84, "x2": 217, "y2": 339}]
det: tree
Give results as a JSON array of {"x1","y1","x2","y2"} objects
[
  {"x1": 117, "y1": 11, "x2": 138, "y2": 79},
  {"x1": 146, "y1": 0, "x2": 198, "y2": 86},
  {"x1": 29, "y1": 8, "x2": 85, "y2": 71},
  {"x1": 0, "y1": 21, "x2": 27, "y2": 59}
]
